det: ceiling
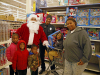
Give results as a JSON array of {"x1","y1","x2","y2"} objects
[{"x1": 0, "y1": 0, "x2": 62, "y2": 20}]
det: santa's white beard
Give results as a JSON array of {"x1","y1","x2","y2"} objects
[{"x1": 27, "y1": 21, "x2": 39, "y2": 34}]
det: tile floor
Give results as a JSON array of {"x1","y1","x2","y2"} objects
[{"x1": 27, "y1": 61, "x2": 99, "y2": 75}]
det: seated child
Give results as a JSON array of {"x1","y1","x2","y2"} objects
[
  {"x1": 6, "y1": 33, "x2": 19, "y2": 75},
  {"x1": 28, "y1": 44, "x2": 41, "y2": 75},
  {"x1": 49, "y1": 32, "x2": 63, "y2": 61},
  {"x1": 12, "y1": 40, "x2": 29, "y2": 75}
]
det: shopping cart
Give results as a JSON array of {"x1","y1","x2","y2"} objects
[{"x1": 45, "y1": 30, "x2": 65, "y2": 75}]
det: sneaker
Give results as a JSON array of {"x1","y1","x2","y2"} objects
[
  {"x1": 52, "y1": 71, "x2": 59, "y2": 75},
  {"x1": 39, "y1": 69, "x2": 45, "y2": 74}
]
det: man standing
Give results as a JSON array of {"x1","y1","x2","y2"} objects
[
  {"x1": 39, "y1": 15, "x2": 58, "y2": 75},
  {"x1": 15, "y1": 14, "x2": 49, "y2": 49}
]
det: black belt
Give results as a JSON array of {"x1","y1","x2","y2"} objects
[{"x1": 27, "y1": 45, "x2": 32, "y2": 48}]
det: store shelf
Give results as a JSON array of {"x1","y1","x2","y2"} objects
[
  {"x1": 0, "y1": 40, "x2": 11, "y2": 45},
  {"x1": 0, "y1": 61, "x2": 12, "y2": 70},
  {"x1": 78, "y1": 26, "x2": 100, "y2": 28},
  {"x1": 40, "y1": 3, "x2": 100, "y2": 11},
  {"x1": 90, "y1": 39, "x2": 100, "y2": 42},
  {"x1": 51, "y1": 23, "x2": 64, "y2": 25},
  {"x1": 0, "y1": 19, "x2": 25, "y2": 23},
  {"x1": 85, "y1": 63, "x2": 100, "y2": 72}
]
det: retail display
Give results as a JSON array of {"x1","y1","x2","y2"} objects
[
  {"x1": 68, "y1": 0, "x2": 85, "y2": 5},
  {"x1": 0, "y1": 68, "x2": 9, "y2": 75},
  {"x1": 0, "y1": 21, "x2": 10, "y2": 42},
  {"x1": 56, "y1": 15, "x2": 65, "y2": 23},
  {"x1": 87, "y1": 28, "x2": 100, "y2": 40},
  {"x1": 91, "y1": 43, "x2": 95, "y2": 54},
  {"x1": 0, "y1": 45, "x2": 7, "y2": 66}
]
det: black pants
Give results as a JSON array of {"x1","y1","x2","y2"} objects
[
  {"x1": 31, "y1": 68, "x2": 38, "y2": 75},
  {"x1": 39, "y1": 43, "x2": 55, "y2": 70},
  {"x1": 18, "y1": 69, "x2": 27, "y2": 75},
  {"x1": 9, "y1": 65, "x2": 18, "y2": 75}
]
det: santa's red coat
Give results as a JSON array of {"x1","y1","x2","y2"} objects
[{"x1": 16, "y1": 23, "x2": 47, "y2": 46}]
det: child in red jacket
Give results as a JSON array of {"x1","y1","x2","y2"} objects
[
  {"x1": 6, "y1": 33, "x2": 19, "y2": 75},
  {"x1": 12, "y1": 40, "x2": 29, "y2": 75}
]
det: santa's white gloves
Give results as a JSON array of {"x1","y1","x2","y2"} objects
[{"x1": 43, "y1": 41, "x2": 49, "y2": 48}]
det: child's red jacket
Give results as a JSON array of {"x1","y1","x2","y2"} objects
[{"x1": 12, "y1": 40, "x2": 29, "y2": 70}]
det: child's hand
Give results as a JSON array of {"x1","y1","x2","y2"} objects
[
  {"x1": 14, "y1": 69, "x2": 16, "y2": 72},
  {"x1": 77, "y1": 60, "x2": 84, "y2": 65}
]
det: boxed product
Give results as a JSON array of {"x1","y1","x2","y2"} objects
[
  {"x1": 3, "y1": 47, "x2": 7, "y2": 65},
  {"x1": 56, "y1": 15, "x2": 65, "y2": 23},
  {"x1": 68, "y1": 0, "x2": 85, "y2": 5},
  {"x1": 90, "y1": 16, "x2": 100, "y2": 26},
  {"x1": 77, "y1": 17, "x2": 89, "y2": 26},
  {"x1": 91, "y1": 43, "x2": 95, "y2": 54},
  {"x1": 90, "y1": 9, "x2": 100, "y2": 17},
  {"x1": 0, "y1": 46, "x2": 3, "y2": 66},
  {"x1": 61, "y1": 28, "x2": 68, "y2": 37},
  {"x1": 77, "y1": 9, "x2": 89, "y2": 17},
  {"x1": 87, "y1": 28, "x2": 100, "y2": 40},
  {"x1": 51, "y1": 16, "x2": 56, "y2": 23},
  {"x1": 0, "y1": 70, "x2": 3, "y2": 75},
  {"x1": 48, "y1": 30, "x2": 61, "y2": 47},
  {"x1": 2, "y1": 68, "x2": 9, "y2": 75},
  {"x1": 66, "y1": 7, "x2": 77, "y2": 16}
]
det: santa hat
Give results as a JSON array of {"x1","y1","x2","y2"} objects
[{"x1": 28, "y1": 14, "x2": 40, "y2": 21}]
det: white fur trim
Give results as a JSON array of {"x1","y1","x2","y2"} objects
[
  {"x1": 28, "y1": 14, "x2": 40, "y2": 21},
  {"x1": 43, "y1": 41, "x2": 49, "y2": 47},
  {"x1": 28, "y1": 32, "x2": 34, "y2": 45}
]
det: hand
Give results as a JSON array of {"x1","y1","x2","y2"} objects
[
  {"x1": 14, "y1": 69, "x2": 16, "y2": 72},
  {"x1": 77, "y1": 60, "x2": 84, "y2": 65}
]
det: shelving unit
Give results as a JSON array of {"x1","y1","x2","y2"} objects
[
  {"x1": 0, "y1": 61, "x2": 12, "y2": 70},
  {"x1": 40, "y1": 3, "x2": 100, "y2": 73},
  {"x1": 0, "y1": 40, "x2": 11, "y2": 45}
]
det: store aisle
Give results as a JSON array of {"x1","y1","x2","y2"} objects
[{"x1": 27, "y1": 62, "x2": 98, "y2": 75}]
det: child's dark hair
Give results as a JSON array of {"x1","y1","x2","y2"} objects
[
  {"x1": 46, "y1": 15, "x2": 52, "y2": 20},
  {"x1": 66, "y1": 18, "x2": 77, "y2": 26},
  {"x1": 31, "y1": 44, "x2": 38, "y2": 49},
  {"x1": 12, "y1": 33, "x2": 19, "y2": 38}
]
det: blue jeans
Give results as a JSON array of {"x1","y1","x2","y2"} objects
[{"x1": 64, "y1": 59, "x2": 88, "y2": 75}]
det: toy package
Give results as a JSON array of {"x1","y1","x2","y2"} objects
[
  {"x1": 3, "y1": 47, "x2": 7, "y2": 65},
  {"x1": 56, "y1": 15, "x2": 65, "y2": 23},
  {"x1": 90, "y1": 16, "x2": 100, "y2": 26},
  {"x1": 0, "y1": 46, "x2": 3, "y2": 66},
  {"x1": 91, "y1": 43, "x2": 95, "y2": 54},
  {"x1": 66, "y1": 7, "x2": 77, "y2": 16},
  {"x1": 90, "y1": 9, "x2": 100, "y2": 17},
  {"x1": 48, "y1": 30, "x2": 61, "y2": 47},
  {"x1": 68, "y1": 0, "x2": 85, "y2": 5},
  {"x1": 77, "y1": 17, "x2": 89, "y2": 26},
  {"x1": 77, "y1": 9, "x2": 89, "y2": 17},
  {"x1": 61, "y1": 28, "x2": 68, "y2": 37},
  {"x1": 87, "y1": 28, "x2": 100, "y2": 40},
  {"x1": 2, "y1": 68, "x2": 9, "y2": 75},
  {"x1": 51, "y1": 16, "x2": 56, "y2": 23},
  {"x1": 0, "y1": 70, "x2": 3, "y2": 75}
]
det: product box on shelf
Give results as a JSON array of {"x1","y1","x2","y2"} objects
[
  {"x1": 56, "y1": 15, "x2": 65, "y2": 23},
  {"x1": 89, "y1": 9, "x2": 100, "y2": 17},
  {"x1": 3, "y1": 47, "x2": 7, "y2": 65},
  {"x1": 0, "y1": 70, "x2": 3, "y2": 75},
  {"x1": 77, "y1": 17, "x2": 89, "y2": 26},
  {"x1": 51, "y1": 16, "x2": 56, "y2": 23},
  {"x1": 66, "y1": 7, "x2": 78, "y2": 16},
  {"x1": 0, "y1": 46, "x2": 3, "y2": 66},
  {"x1": 61, "y1": 28, "x2": 68, "y2": 37},
  {"x1": 91, "y1": 43, "x2": 95, "y2": 54},
  {"x1": 77, "y1": 9, "x2": 89, "y2": 17},
  {"x1": 2, "y1": 68, "x2": 9, "y2": 75},
  {"x1": 48, "y1": 30, "x2": 61, "y2": 47},
  {"x1": 90, "y1": 16, "x2": 100, "y2": 26},
  {"x1": 87, "y1": 28, "x2": 100, "y2": 40},
  {"x1": 68, "y1": 0, "x2": 85, "y2": 5}
]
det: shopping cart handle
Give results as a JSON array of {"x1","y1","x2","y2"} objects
[{"x1": 48, "y1": 45, "x2": 54, "y2": 49}]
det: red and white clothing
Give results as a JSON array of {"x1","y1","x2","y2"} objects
[{"x1": 16, "y1": 23, "x2": 47, "y2": 47}]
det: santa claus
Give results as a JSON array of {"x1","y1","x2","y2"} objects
[{"x1": 16, "y1": 14, "x2": 49, "y2": 48}]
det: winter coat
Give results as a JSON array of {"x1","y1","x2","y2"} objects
[
  {"x1": 12, "y1": 40, "x2": 29, "y2": 70},
  {"x1": 6, "y1": 43, "x2": 17, "y2": 62}
]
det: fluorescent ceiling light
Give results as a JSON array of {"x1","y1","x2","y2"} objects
[
  {"x1": 13, "y1": 0, "x2": 33, "y2": 8},
  {"x1": 0, "y1": 1, "x2": 26, "y2": 11}
]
